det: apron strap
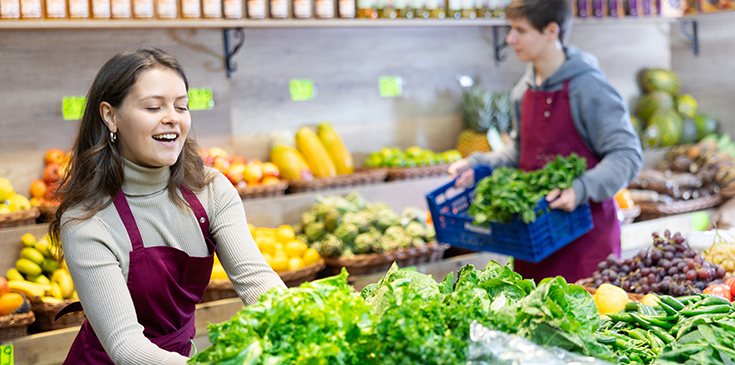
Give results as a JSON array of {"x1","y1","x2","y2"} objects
[
  {"x1": 55, "y1": 301, "x2": 83, "y2": 321},
  {"x1": 179, "y1": 186, "x2": 214, "y2": 250},
  {"x1": 113, "y1": 189, "x2": 145, "y2": 251}
]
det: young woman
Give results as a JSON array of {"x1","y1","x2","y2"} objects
[
  {"x1": 448, "y1": 0, "x2": 643, "y2": 283},
  {"x1": 49, "y1": 48, "x2": 285, "y2": 365}
]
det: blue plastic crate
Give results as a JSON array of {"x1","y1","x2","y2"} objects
[{"x1": 425, "y1": 166, "x2": 594, "y2": 263}]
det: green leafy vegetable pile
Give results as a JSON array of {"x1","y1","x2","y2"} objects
[
  {"x1": 190, "y1": 260, "x2": 611, "y2": 364},
  {"x1": 469, "y1": 153, "x2": 587, "y2": 224}
]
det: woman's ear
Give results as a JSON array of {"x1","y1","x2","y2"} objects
[{"x1": 100, "y1": 102, "x2": 117, "y2": 133}]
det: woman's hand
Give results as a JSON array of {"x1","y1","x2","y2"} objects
[{"x1": 546, "y1": 187, "x2": 577, "y2": 212}]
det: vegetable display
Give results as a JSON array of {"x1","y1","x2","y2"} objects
[
  {"x1": 469, "y1": 153, "x2": 586, "y2": 224},
  {"x1": 595, "y1": 293, "x2": 735, "y2": 365}
]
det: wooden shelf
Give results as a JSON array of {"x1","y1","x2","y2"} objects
[{"x1": 0, "y1": 16, "x2": 677, "y2": 30}]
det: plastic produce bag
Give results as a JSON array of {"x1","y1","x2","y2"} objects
[{"x1": 466, "y1": 322, "x2": 614, "y2": 365}]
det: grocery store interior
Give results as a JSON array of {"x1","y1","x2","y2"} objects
[{"x1": 2, "y1": 0, "x2": 735, "y2": 363}]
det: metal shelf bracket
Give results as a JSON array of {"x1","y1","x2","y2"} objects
[
  {"x1": 223, "y1": 28, "x2": 246, "y2": 78},
  {"x1": 493, "y1": 25, "x2": 511, "y2": 65},
  {"x1": 679, "y1": 19, "x2": 698, "y2": 56}
]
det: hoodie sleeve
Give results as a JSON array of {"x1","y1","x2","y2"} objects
[{"x1": 569, "y1": 73, "x2": 643, "y2": 206}]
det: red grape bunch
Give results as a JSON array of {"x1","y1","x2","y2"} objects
[{"x1": 591, "y1": 229, "x2": 726, "y2": 296}]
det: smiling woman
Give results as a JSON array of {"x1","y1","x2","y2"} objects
[{"x1": 47, "y1": 48, "x2": 285, "y2": 365}]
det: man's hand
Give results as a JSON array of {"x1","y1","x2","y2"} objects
[
  {"x1": 448, "y1": 160, "x2": 474, "y2": 188},
  {"x1": 546, "y1": 187, "x2": 577, "y2": 212}
]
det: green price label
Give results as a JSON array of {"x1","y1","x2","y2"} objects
[
  {"x1": 188, "y1": 88, "x2": 214, "y2": 111},
  {"x1": 62, "y1": 96, "x2": 87, "y2": 121},
  {"x1": 0, "y1": 345, "x2": 13, "y2": 365},
  {"x1": 691, "y1": 211, "x2": 709, "y2": 231},
  {"x1": 289, "y1": 79, "x2": 315, "y2": 101},
  {"x1": 379, "y1": 76, "x2": 403, "y2": 97}
]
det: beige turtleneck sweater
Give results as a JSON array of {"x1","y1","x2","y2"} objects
[{"x1": 60, "y1": 159, "x2": 285, "y2": 365}]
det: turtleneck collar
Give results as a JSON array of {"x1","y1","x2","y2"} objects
[{"x1": 121, "y1": 158, "x2": 171, "y2": 197}]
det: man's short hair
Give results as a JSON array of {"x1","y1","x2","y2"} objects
[{"x1": 506, "y1": 0, "x2": 574, "y2": 45}]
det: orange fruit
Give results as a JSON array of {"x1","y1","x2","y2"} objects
[
  {"x1": 243, "y1": 163, "x2": 263, "y2": 184},
  {"x1": 262, "y1": 176, "x2": 281, "y2": 186},
  {"x1": 0, "y1": 293, "x2": 24, "y2": 315},
  {"x1": 261, "y1": 162, "x2": 280, "y2": 178},
  {"x1": 44, "y1": 148, "x2": 65, "y2": 165},
  {"x1": 29, "y1": 179, "x2": 47, "y2": 199},
  {"x1": 302, "y1": 248, "x2": 320, "y2": 266}
]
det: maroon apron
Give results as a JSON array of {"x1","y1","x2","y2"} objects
[
  {"x1": 56, "y1": 187, "x2": 215, "y2": 364},
  {"x1": 514, "y1": 80, "x2": 621, "y2": 284}
]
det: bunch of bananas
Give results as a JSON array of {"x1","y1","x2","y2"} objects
[{"x1": 6, "y1": 233, "x2": 76, "y2": 304}]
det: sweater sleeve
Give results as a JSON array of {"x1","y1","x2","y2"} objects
[
  {"x1": 61, "y1": 215, "x2": 189, "y2": 365},
  {"x1": 570, "y1": 73, "x2": 644, "y2": 206},
  {"x1": 207, "y1": 174, "x2": 286, "y2": 305}
]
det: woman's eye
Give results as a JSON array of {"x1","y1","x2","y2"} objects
[
  {"x1": 176, "y1": 106, "x2": 189, "y2": 112},
  {"x1": 146, "y1": 107, "x2": 160, "y2": 111}
]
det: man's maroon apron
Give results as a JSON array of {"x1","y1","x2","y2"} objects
[
  {"x1": 514, "y1": 80, "x2": 621, "y2": 284},
  {"x1": 56, "y1": 187, "x2": 215, "y2": 364}
]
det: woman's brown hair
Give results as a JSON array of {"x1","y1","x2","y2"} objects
[{"x1": 49, "y1": 48, "x2": 212, "y2": 254}]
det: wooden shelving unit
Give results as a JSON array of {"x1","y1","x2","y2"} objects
[{"x1": 0, "y1": 16, "x2": 675, "y2": 30}]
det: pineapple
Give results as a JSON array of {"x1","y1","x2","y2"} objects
[{"x1": 456, "y1": 88, "x2": 512, "y2": 158}]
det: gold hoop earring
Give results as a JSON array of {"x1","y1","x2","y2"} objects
[{"x1": 110, "y1": 132, "x2": 117, "y2": 144}]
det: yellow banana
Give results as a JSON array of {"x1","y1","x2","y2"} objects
[
  {"x1": 41, "y1": 297, "x2": 65, "y2": 305},
  {"x1": 52, "y1": 269, "x2": 74, "y2": 299},
  {"x1": 21, "y1": 247, "x2": 46, "y2": 266},
  {"x1": 6, "y1": 268, "x2": 24, "y2": 281},
  {"x1": 48, "y1": 283, "x2": 64, "y2": 300},
  {"x1": 295, "y1": 127, "x2": 336, "y2": 178},
  {"x1": 8, "y1": 280, "x2": 45, "y2": 303},
  {"x1": 16, "y1": 258, "x2": 43, "y2": 277},
  {"x1": 318, "y1": 122, "x2": 354, "y2": 175}
]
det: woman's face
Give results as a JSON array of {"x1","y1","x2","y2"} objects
[{"x1": 102, "y1": 67, "x2": 190, "y2": 168}]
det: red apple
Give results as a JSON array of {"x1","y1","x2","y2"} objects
[
  {"x1": 0, "y1": 277, "x2": 9, "y2": 297},
  {"x1": 229, "y1": 155, "x2": 247, "y2": 165},
  {"x1": 43, "y1": 163, "x2": 61, "y2": 184}
]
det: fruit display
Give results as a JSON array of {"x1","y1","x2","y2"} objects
[
  {"x1": 0, "y1": 276, "x2": 32, "y2": 316},
  {"x1": 199, "y1": 147, "x2": 283, "y2": 188},
  {"x1": 30, "y1": 148, "x2": 71, "y2": 209},
  {"x1": 589, "y1": 230, "x2": 726, "y2": 297},
  {"x1": 595, "y1": 292, "x2": 735, "y2": 365},
  {"x1": 0, "y1": 177, "x2": 32, "y2": 215},
  {"x1": 456, "y1": 87, "x2": 512, "y2": 158},
  {"x1": 5, "y1": 233, "x2": 77, "y2": 304},
  {"x1": 296, "y1": 192, "x2": 435, "y2": 258},
  {"x1": 270, "y1": 122, "x2": 354, "y2": 180},
  {"x1": 249, "y1": 224, "x2": 321, "y2": 273},
  {"x1": 363, "y1": 146, "x2": 461, "y2": 168},
  {"x1": 703, "y1": 235, "x2": 735, "y2": 274},
  {"x1": 634, "y1": 68, "x2": 720, "y2": 149}
]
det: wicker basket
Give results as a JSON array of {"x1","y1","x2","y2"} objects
[
  {"x1": 201, "y1": 259, "x2": 327, "y2": 303},
  {"x1": 30, "y1": 300, "x2": 84, "y2": 333},
  {"x1": 322, "y1": 242, "x2": 450, "y2": 276},
  {"x1": 636, "y1": 194, "x2": 724, "y2": 221},
  {"x1": 37, "y1": 204, "x2": 59, "y2": 223},
  {"x1": 287, "y1": 170, "x2": 388, "y2": 194},
  {"x1": 384, "y1": 164, "x2": 450, "y2": 181},
  {"x1": 0, "y1": 311, "x2": 35, "y2": 342},
  {"x1": 0, "y1": 208, "x2": 40, "y2": 228},
  {"x1": 236, "y1": 181, "x2": 289, "y2": 199},
  {"x1": 575, "y1": 278, "x2": 644, "y2": 302}
]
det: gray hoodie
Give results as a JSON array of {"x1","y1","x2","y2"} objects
[{"x1": 467, "y1": 45, "x2": 643, "y2": 207}]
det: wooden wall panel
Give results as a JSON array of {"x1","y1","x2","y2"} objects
[
  {"x1": 671, "y1": 13, "x2": 735, "y2": 136},
  {"x1": 0, "y1": 29, "x2": 232, "y2": 196}
]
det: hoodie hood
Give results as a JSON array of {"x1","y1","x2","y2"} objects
[{"x1": 522, "y1": 45, "x2": 602, "y2": 90}]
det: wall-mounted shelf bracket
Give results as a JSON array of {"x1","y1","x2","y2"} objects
[
  {"x1": 492, "y1": 25, "x2": 511, "y2": 65},
  {"x1": 679, "y1": 19, "x2": 698, "y2": 56},
  {"x1": 223, "y1": 28, "x2": 245, "y2": 78}
]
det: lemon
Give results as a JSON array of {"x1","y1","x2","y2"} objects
[
  {"x1": 302, "y1": 248, "x2": 320, "y2": 266},
  {"x1": 257, "y1": 237, "x2": 277, "y2": 256},
  {"x1": 288, "y1": 257, "x2": 304, "y2": 271},
  {"x1": 276, "y1": 225, "x2": 295, "y2": 243},
  {"x1": 7, "y1": 194, "x2": 31, "y2": 212},
  {"x1": 0, "y1": 178, "x2": 14, "y2": 203},
  {"x1": 262, "y1": 253, "x2": 275, "y2": 267},
  {"x1": 210, "y1": 264, "x2": 228, "y2": 281},
  {"x1": 247, "y1": 223, "x2": 256, "y2": 232},
  {"x1": 641, "y1": 293, "x2": 659, "y2": 308},
  {"x1": 271, "y1": 252, "x2": 290, "y2": 273},
  {"x1": 593, "y1": 283, "x2": 631, "y2": 315},
  {"x1": 285, "y1": 240, "x2": 307, "y2": 258},
  {"x1": 21, "y1": 233, "x2": 36, "y2": 247},
  {"x1": 0, "y1": 205, "x2": 10, "y2": 214}
]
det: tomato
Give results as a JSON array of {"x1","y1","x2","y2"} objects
[
  {"x1": 704, "y1": 284, "x2": 733, "y2": 302},
  {"x1": 725, "y1": 278, "x2": 735, "y2": 297}
]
